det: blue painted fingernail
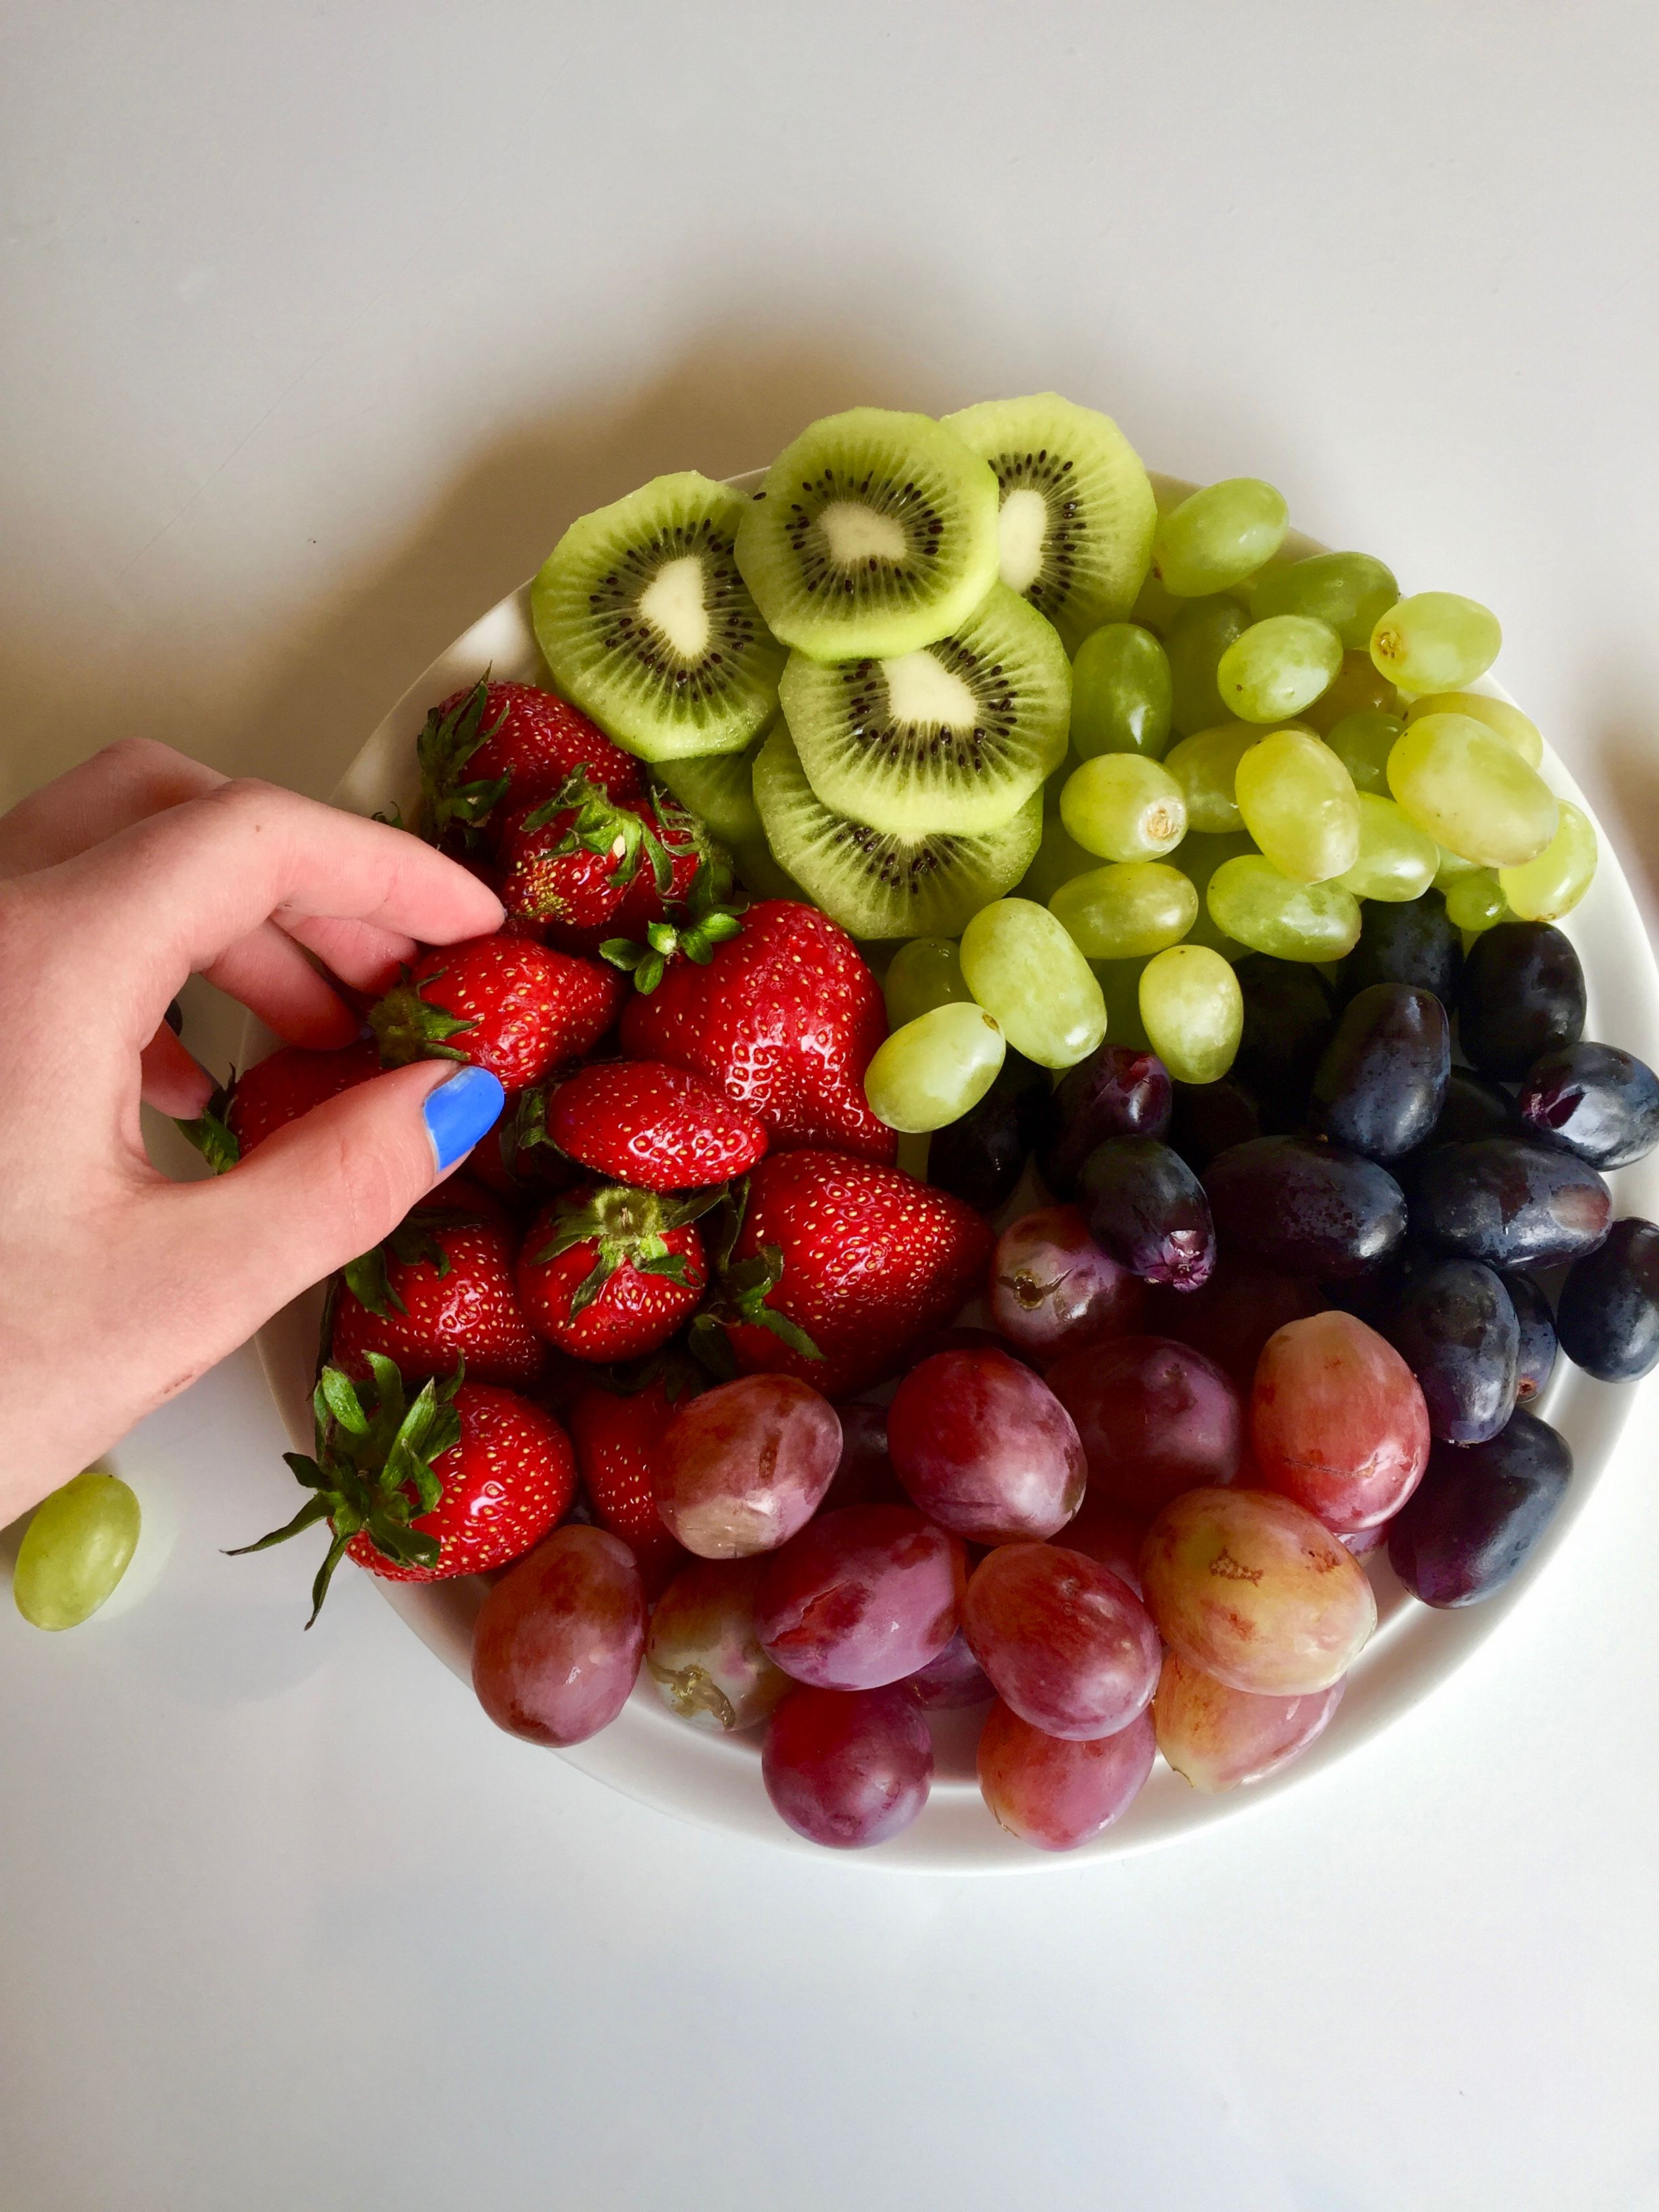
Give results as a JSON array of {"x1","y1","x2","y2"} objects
[{"x1": 422, "y1": 1063, "x2": 505, "y2": 1173}]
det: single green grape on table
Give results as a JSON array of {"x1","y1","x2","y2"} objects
[
  {"x1": 1233, "y1": 728, "x2": 1360, "y2": 883},
  {"x1": 1139, "y1": 944, "x2": 1243, "y2": 1084},
  {"x1": 1249, "y1": 550, "x2": 1399, "y2": 648},
  {"x1": 1323, "y1": 710, "x2": 1402, "y2": 795},
  {"x1": 1405, "y1": 689, "x2": 1542, "y2": 767},
  {"x1": 1216, "y1": 616, "x2": 1344, "y2": 725},
  {"x1": 960, "y1": 897, "x2": 1107, "y2": 1068},
  {"x1": 14, "y1": 1469, "x2": 141, "y2": 1630},
  {"x1": 883, "y1": 937, "x2": 971, "y2": 1031},
  {"x1": 1499, "y1": 799, "x2": 1597, "y2": 921},
  {"x1": 1050, "y1": 861, "x2": 1199, "y2": 961},
  {"x1": 1206, "y1": 854, "x2": 1361, "y2": 961},
  {"x1": 1060, "y1": 754, "x2": 1187, "y2": 862},
  {"x1": 1338, "y1": 793, "x2": 1439, "y2": 902},
  {"x1": 1164, "y1": 723, "x2": 1259, "y2": 833},
  {"x1": 1387, "y1": 711, "x2": 1558, "y2": 866},
  {"x1": 1443, "y1": 869, "x2": 1512, "y2": 934},
  {"x1": 1069, "y1": 623, "x2": 1172, "y2": 759},
  {"x1": 1166, "y1": 596, "x2": 1252, "y2": 735},
  {"x1": 1370, "y1": 592, "x2": 1501, "y2": 692},
  {"x1": 864, "y1": 1000, "x2": 1006, "y2": 1132},
  {"x1": 1153, "y1": 479, "x2": 1288, "y2": 598}
]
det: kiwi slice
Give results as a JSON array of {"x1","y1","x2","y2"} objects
[
  {"x1": 532, "y1": 472, "x2": 785, "y2": 762},
  {"x1": 753, "y1": 721, "x2": 1042, "y2": 940},
  {"x1": 734, "y1": 409, "x2": 1001, "y2": 663},
  {"x1": 942, "y1": 394, "x2": 1156, "y2": 654},
  {"x1": 778, "y1": 584, "x2": 1069, "y2": 837},
  {"x1": 653, "y1": 732, "x2": 765, "y2": 848}
]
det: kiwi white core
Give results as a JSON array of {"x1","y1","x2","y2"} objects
[
  {"x1": 817, "y1": 501, "x2": 908, "y2": 567},
  {"x1": 883, "y1": 649, "x2": 981, "y2": 732},
  {"x1": 638, "y1": 555, "x2": 710, "y2": 659},
  {"x1": 996, "y1": 487, "x2": 1050, "y2": 594}
]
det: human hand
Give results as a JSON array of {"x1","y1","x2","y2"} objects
[{"x1": 0, "y1": 739, "x2": 508, "y2": 1525}]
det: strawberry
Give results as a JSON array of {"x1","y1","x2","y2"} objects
[
  {"x1": 369, "y1": 933, "x2": 625, "y2": 1090},
  {"x1": 459, "y1": 1084, "x2": 584, "y2": 1204},
  {"x1": 417, "y1": 678, "x2": 643, "y2": 842},
  {"x1": 616, "y1": 899, "x2": 897, "y2": 1164},
  {"x1": 517, "y1": 1181, "x2": 716, "y2": 1361},
  {"x1": 330, "y1": 1188, "x2": 546, "y2": 1390},
  {"x1": 232, "y1": 1357, "x2": 576, "y2": 1623},
  {"x1": 707, "y1": 1149, "x2": 994, "y2": 1398},
  {"x1": 176, "y1": 1038, "x2": 382, "y2": 1171},
  {"x1": 495, "y1": 777, "x2": 703, "y2": 950},
  {"x1": 546, "y1": 1060, "x2": 768, "y2": 1192},
  {"x1": 567, "y1": 1375, "x2": 695, "y2": 1595}
]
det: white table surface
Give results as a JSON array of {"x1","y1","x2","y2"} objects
[{"x1": 5, "y1": 7, "x2": 1659, "y2": 2207}]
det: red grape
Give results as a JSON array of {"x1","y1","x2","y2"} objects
[
  {"x1": 1143, "y1": 1254, "x2": 1324, "y2": 1392},
  {"x1": 978, "y1": 1702, "x2": 1155, "y2": 1850},
  {"x1": 962, "y1": 1542, "x2": 1160, "y2": 1739},
  {"x1": 1153, "y1": 1648, "x2": 1345, "y2": 1792},
  {"x1": 887, "y1": 1349, "x2": 1086, "y2": 1542},
  {"x1": 820, "y1": 1402, "x2": 907, "y2": 1512},
  {"x1": 1046, "y1": 1335, "x2": 1242, "y2": 1519},
  {"x1": 1140, "y1": 1488, "x2": 1376, "y2": 1695},
  {"x1": 762, "y1": 1685, "x2": 933, "y2": 1849},
  {"x1": 645, "y1": 1557, "x2": 793, "y2": 1732},
  {"x1": 472, "y1": 1524, "x2": 645, "y2": 1747},
  {"x1": 754, "y1": 1506, "x2": 966, "y2": 1690},
  {"x1": 1250, "y1": 1311, "x2": 1431, "y2": 1530},
  {"x1": 653, "y1": 1375, "x2": 840, "y2": 1557},
  {"x1": 986, "y1": 1206, "x2": 1144, "y2": 1357},
  {"x1": 903, "y1": 1628, "x2": 994, "y2": 1709},
  {"x1": 1054, "y1": 1490, "x2": 1146, "y2": 1593}
]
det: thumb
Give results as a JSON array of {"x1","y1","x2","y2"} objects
[{"x1": 167, "y1": 1061, "x2": 506, "y2": 1336}]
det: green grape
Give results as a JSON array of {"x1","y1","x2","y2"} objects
[
  {"x1": 1387, "y1": 712, "x2": 1558, "y2": 866},
  {"x1": 1323, "y1": 710, "x2": 1403, "y2": 796},
  {"x1": 1370, "y1": 592, "x2": 1501, "y2": 692},
  {"x1": 1248, "y1": 551, "x2": 1400, "y2": 649},
  {"x1": 1206, "y1": 856, "x2": 1362, "y2": 962},
  {"x1": 1172, "y1": 830, "x2": 1256, "y2": 960},
  {"x1": 1017, "y1": 808, "x2": 1099, "y2": 906},
  {"x1": 1070, "y1": 623, "x2": 1173, "y2": 760},
  {"x1": 1164, "y1": 723, "x2": 1259, "y2": 833},
  {"x1": 1433, "y1": 844, "x2": 1482, "y2": 890},
  {"x1": 1233, "y1": 729, "x2": 1360, "y2": 882},
  {"x1": 865, "y1": 1000, "x2": 1006, "y2": 1131},
  {"x1": 1130, "y1": 568, "x2": 1184, "y2": 636},
  {"x1": 14, "y1": 1469, "x2": 141, "y2": 1630},
  {"x1": 1337, "y1": 794, "x2": 1439, "y2": 902},
  {"x1": 1139, "y1": 945, "x2": 1244, "y2": 1084},
  {"x1": 1443, "y1": 869, "x2": 1511, "y2": 934},
  {"x1": 1405, "y1": 691, "x2": 1542, "y2": 769},
  {"x1": 960, "y1": 897, "x2": 1107, "y2": 1069},
  {"x1": 1060, "y1": 754, "x2": 1187, "y2": 861},
  {"x1": 1302, "y1": 651, "x2": 1402, "y2": 734},
  {"x1": 1500, "y1": 800, "x2": 1597, "y2": 922},
  {"x1": 1050, "y1": 862, "x2": 1198, "y2": 961},
  {"x1": 895, "y1": 1131, "x2": 931, "y2": 1179},
  {"x1": 1166, "y1": 596, "x2": 1252, "y2": 735},
  {"x1": 1154, "y1": 480, "x2": 1289, "y2": 598},
  {"x1": 1217, "y1": 617, "x2": 1345, "y2": 725},
  {"x1": 883, "y1": 937, "x2": 972, "y2": 1031},
  {"x1": 1092, "y1": 957, "x2": 1152, "y2": 1048}
]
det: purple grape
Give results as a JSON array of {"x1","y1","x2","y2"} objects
[
  {"x1": 1500, "y1": 1271, "x2": 1558, "y2": 1402},
  {"x1": 903, "y1": 1628, "x2": 994, "y2": 1709},
  {"x1": 1457, "y1": 922, "x2": 1585, "y2": 1081},
  {"x1": 753, "y1": 1505, "x2": 966, "y2": 1690},
  {"x1": 1517, "y1": 1042, "x2": 1659, "y2": 1170},
  {"x1": 1409, "y1": 1137, "x2": 1611, "y2": 1268},
  {"x1": 1204, "y1": 1136, "x2": 1407, "y2": 1279},
  {"x1": 1036, "y1": 1045, "x2": 1172, "y2": 1200},
  {"x1": 762, "y1": 1685, "x2": 933, "y2": 1848},
  {"x1": 1375, "y1": 1256, "x2": 1519, "y2": 1446},
  {"x1": 928, "y1": 1048, "x2": 1048, "y2": 1212},
  {"x1": 1431, "y1": 1067, "x2": 1519, "y2": 1147},
  {"x1": 1233, "y1": 956, "x2": 1338, "y2": 1129},
  {"x1": 1387, "y1": 1408, "x2": 1572, "y2": 1606},
  {"x1": 1339, "y1": 888, "x2": 1461, "y2": 1006},
  {"x1": 1167, "y1": 1074, "x2": 1265, "y2": 1171},
  {"x1": 1556, "y1": 1218, "x2": 1659, "y2": 1381},
  {"x1": 1075, "y1": 1136, "x2": 1216, "y2": 1290},
  {"x1": 1309, "y1": 983, "x2": 1451, "y2": 1162}
]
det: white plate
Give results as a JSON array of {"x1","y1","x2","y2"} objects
[{"x1": 254, "y1": 477, "x2": 1659, "y2": 1871}]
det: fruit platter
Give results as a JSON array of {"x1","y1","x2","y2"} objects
[{"x1": 219, "y1": 397, "x2": 1659, "y2": 1868}]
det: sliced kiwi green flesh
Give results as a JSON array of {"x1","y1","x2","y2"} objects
[
  {"x1": 531, "y1": 472, "x2": 785, "y2": 762},
  {"x1": 653, "y1": 731, "x2": 765, "y2": 848},
  {"x1": 778, "y1": 582, "x2": 1070, "y2": 837},
  {"x1": 753, "y1": 721, "x2": 1042, "y2": 941},
  {"x1": 734, "y1": 408, "x2": 1001, "y2": 663},
  {"x1": 942, "y1": 394, "x2": 1156, "y2": 655}
]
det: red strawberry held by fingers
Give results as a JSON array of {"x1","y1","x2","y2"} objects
[
  {"x1": 330, "y1": 1187, "x2": 547, "y2": 1390},
  {"x1": 709, "y1": 1149, "x2": 993, "y2": 1399},
  {"x1": 567, "y1": 1374, "x2": 695, "y2": 1595},
  {"x1": 546, "y1": 1060, "x2": 768, "y2": 1191},
  {"x1": 617, "y1": 900, "x2": 896, "y2": 1164},
  {"x1": 518, "y1": 1181, "x2": 717, "y2": 1362},
  {"x1": 370, "y1": 934, "x2": 625, "y2": 1090},
  {"x1": 232, "y1": 1357, "x2": 576, "y2": 1624},
  {"x1": 496, "y1": 777, "x2": 704, "y2": 951},
  {"x1": 176, "y1": 1037, "x2": 382, "y2": 1172},
  {"x1": 417, "y1": 678, "x2": 644, "y2": 842}
]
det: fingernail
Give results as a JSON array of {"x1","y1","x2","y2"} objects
[{"x1": 422, "y1": 1063, "x2": 505, "y2": 1174}]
